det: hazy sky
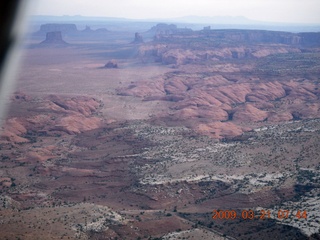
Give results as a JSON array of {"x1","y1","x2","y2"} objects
[{"x1": 33, "y1": 0, "x2": 320, "y2": 24}]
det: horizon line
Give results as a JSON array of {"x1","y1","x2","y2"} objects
[{"x1": 31, "y1": 14, "x2": 320, "y2": 26}]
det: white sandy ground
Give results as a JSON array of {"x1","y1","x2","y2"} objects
[
  {"x1": 72, "y1": 203, "x2": 125, "y2": 238},
  {"x1": 139, "y1": 172, "x2": 287, "y2": 187},
  {"x1": 256, "y1": 196, "x2": 320, "y2": 236}
]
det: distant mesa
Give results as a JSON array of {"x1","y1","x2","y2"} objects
[
  {"x1": 141, "y1": 23, "x2": 193, "y2": 41},
  {"x1": 148, "y1": 23, "x2": 188, "y2": 35},
  {"x1": 103, "y1": 60, "x2": 118, "y2": 69},
  {"x1": 132, "y1": 32, "x2": 144, "y2": 44},
  {"x1": 155, "y1": 23, "x2": 176, "y2": 34},
  {"x1": 82, "y1": 25, "x2": 94, "y2": 33},
  {"x1": 94, "y1": 28, "x2": 109, "y2": 34},
  {"x1": 39, "y1": 31, "x2": 68, "y2": 46},
  {"x1": 81, "y1": 25, "x2": 109, "y2": 34},
  {"x1": 37, "y1": 23, "x2": 78, "y2": 36},
  {"x1": 151, "y1": 28, "x2": 320, "y2": 47},
  {"x1": 138, "y1": 28, "x2": 320, "y2": 65},
  {"x1": 35, "y1": 23, "x2": 109, "y2": 38},
  {"x1": 299, "y1": 32, "x2": 320, "y2": 46}
]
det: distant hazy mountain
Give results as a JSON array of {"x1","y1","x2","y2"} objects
[
  {"x1": 32, "y1": 15, "x2": 261, "y2": 25},
  {"x1": 161, "y1": 15, "x2": 262, "y2": 25},
  {"x1": 31, "y1": 15, "x2": 130, "y2": 23},
  {"x1": 30, "y1": 15, "x2": 320, "y2": 33}
]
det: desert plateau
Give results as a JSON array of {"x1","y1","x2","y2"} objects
[{"x1": 0, "y1": 19, "x2": 320, "y2": 239}]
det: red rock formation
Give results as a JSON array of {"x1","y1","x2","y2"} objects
[
  {"x1": 233, "y1": 104, "x2": 268, "y2": 122},
  {"x1": 0, "y1": 95, "x2": 103, "y2": 143},
  {"x1": 246, "y1": 81, "x2": 286, "y2": 102},
  {"x1": 172, "y1": 105, "x2": 228, "y2": 121},
  {"x1": 0, "y1": 118, "x2": 29, "y2": 144},
  {"x1": 268, "y1": 111, "x2": 293, "y2": 122},
  {"x1": 196, "y1": 122, "x2": 248, "y2": 139},
  {"x1": 52, "y1": 113, "x2": 101, "y2": 134},
  {"x1": 117, "y1": 70, "x2": 320, "y2": 138},
  {"x1": 117, "y1": 77, "x2": 165, "y2": 98},
  {"x1": 161, "y1": 49, "x2": 200, "y2": 65},
  {"x1": 48, "y1": 95, "x2": 100, "y2": 116},
  {"x1": 289, "y1": 102, "x2": 320, "y2": 119}
]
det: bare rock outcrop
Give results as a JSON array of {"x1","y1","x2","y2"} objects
[
  {"x1": 117, "y1": 77, "x2": 165, "y2": 98},
  {"x1": 47, "y1": 96, "x2": 102, "y2": 134},
  {"x1": 173, "y1": 105, "x2": 228, "y2": 121},
  {"x1": 0, "y1": 118, "x2": 29, "y2": 144},
  {"x1": 246, "y1": 82, "x2": 286, "y2": 102},
  {"x1": 289, "y1": 103, "x2": 320, "y2": 120},
  {"x1": 162, "y1": 49, "x2": 200, "y2": 65},
  {"x1": 233, "y1": 104, "x2": 268, "y2": 122},
  {"x1": 268, "y1": 111, "x2": 293, "y2": 122},
  {"x1": 196, "y1": 122, "x2": 248, "y2": 139},
  {"x1": 0, "y1": 95, "x2": 103, "y2": 143},
  {"x1": 47, "y1": 95, "x2": 100, "y2": 116},
  {"x1": 52, "y1": 113, "x2": 101, "y2": 134},
  {"x1": 117, "y1": 70, "x2": 320, "y2": 139}
]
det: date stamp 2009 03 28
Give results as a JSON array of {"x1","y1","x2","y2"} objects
[{"x1": 212, "y1": 209, "x2": 307, "y2": 220}]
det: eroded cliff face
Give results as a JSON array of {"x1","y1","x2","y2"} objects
[
  {"x1": 139, "y1": 43, "x2": 303, "y2": 65},
  {"x1": 138, "y1": 29, "x2": 320, "y2": 65},
  {"x1": 154, "y1": 29, "x2": 320, "y2": 46},
  {"x1": 201, "y1": 29, "x2": 305, "y2": 45},
  {"x1": 139, "y1": 44, "x2": 303, "y2": 65}
]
